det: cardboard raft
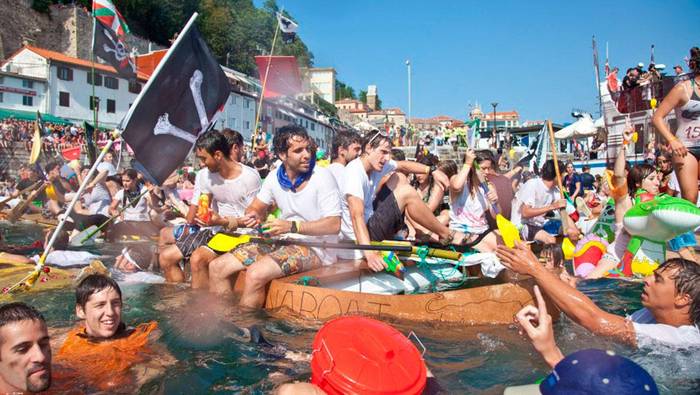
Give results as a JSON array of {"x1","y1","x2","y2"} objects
[{"x1": 235, "y1": 264, "x2": 559, "y2": 325}]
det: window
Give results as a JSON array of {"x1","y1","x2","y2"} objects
[
  {"x1": 86, "y1": 72, "x2": 102, "y2": 86},
  {"x1": 59, "y1": 91, "x2": 70, "y2": 107},
  {"x1": 266, "y1": 106, "x2": 272, "y2": 116},
  {"x1": 22, "y1": 79, "x2": 34, "y2": 89},
  {"x1": 89, "y1": 96, "x2": 99, "y2": 111},
  {"x1": 244, "y1": 99, "x2": 250, "y2": 109},
  {"x1": 229, "y1": 118, "x2": 237, "y2": 128},
  {"x1": 104, "y1": 76, "x2": 118, "y2": 89},
  {"x1": 22, "y1": 96, "x2": 33, "y2": 106},
  {"x1": 128, "y1": 81, "x2": 141, "y2": 94},
  {"x1": 106, "y1": 99, "x2": 116, "y2": 113},
  {"x1": 0, "y1": 76, "x2": 3, "y2": 84},
  {"x1": 57, "y1": 66, "x2": 73, "y2": 81},
  {"x1": 231, "y1": 96, "x2": 237, "y2": 105},
  {"x1": 311, "y1": 122, "x2": 315, "y2": 131},
  {"x1": 244, "y1": 121, "x2": 250, "y2": 130},
  {"x1": 0, "y1": 92, "x2": 3, "y2": 103}
]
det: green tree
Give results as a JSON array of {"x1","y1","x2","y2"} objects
[
  {"x1": 335, "y1": 80, "x2": 356, "y2": 101},
  {"x1": 358, "y1": 90, "x2": 381, "y2": 110}
]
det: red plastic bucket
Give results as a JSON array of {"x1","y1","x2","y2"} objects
[{"x1": 310, "y1": 316, "x2": 427, "y2": 395}]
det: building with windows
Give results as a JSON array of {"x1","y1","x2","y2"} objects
[
  {"x1": 468, "y1": 105, "x2": 520, "y2": 137},
  {"x1": 301, "y1": 67, "x2": 336, "y2": 104},
  {"x1": 0, "y1": 45, "x2": 149, "y2": 127},
  {"x1": 0, "y1": 71, "x2": 48, "y2": 112}
]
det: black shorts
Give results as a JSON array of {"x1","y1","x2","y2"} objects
[
  {"x1": 688, "y1": 147, "x2": 700, "y2": 161},
  {"x1": 367, "y1": 185, "x2": 404, "y2": 241},
  {"x1": 175, "y1": 228, "x2": 216, "y2": 259}
]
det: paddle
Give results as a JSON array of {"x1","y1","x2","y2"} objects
[
  {"x1": 70, "y1": 187, "x2": 152, "y2": 246},
  {"x1": 207, "y1": 232, "x2": 466, "y2": 261},
  {"x1": 8, "y1": 182, "x2": 48, "y2": 223},
  {"x1": 0, "y1": 180, "x2": 42, "y2": 208}
]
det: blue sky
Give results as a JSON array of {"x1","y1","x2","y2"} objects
[{"x1": 262, "y1": 0, "x2": 699, "y2": 124}]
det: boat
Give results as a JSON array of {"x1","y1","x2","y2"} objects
[{"x1": 234, "y1": 261, "x2": 559, "y2": 325}]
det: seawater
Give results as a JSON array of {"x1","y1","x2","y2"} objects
[{"x1": 3, "y1": 223, "x2": 699, "y2": 394}]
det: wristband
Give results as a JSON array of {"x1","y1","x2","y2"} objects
[
  {"x1": 296, "y1": 221, "x2": 302, "y2": 234},
  {"x1": 290, "y1": 220, "x2": 298, "y2": 233}
]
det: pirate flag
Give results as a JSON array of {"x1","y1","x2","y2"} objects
[
  {"x1": 119, "y1": 15, "x2": 230, "y2": 185},
  {"x1": 93, "y1": 20, "x2": 136, "y2": 80}
]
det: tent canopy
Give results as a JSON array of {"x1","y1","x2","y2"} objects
[
  {"x1": 554, "y1": 114, "x2": 602, "y2": 139},
  {"x1": 0, "y1": 108, "x2": 74, "y2": 125}
]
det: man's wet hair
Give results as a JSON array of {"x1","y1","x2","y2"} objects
[
  {"x1": 272, "y1": 125, "x2": 311, "y2": 156},
  {"x1": 657, "y1": 258, "x2": 700, "y2": 327},
  {"x1": 44, "y1": 161, "x2": 60, "y2": 174},
  {"x1": 362, "y1": 130, "x2": 391, "y2": 152},
  {"x1": 541, "y1": 160, "x2": 564, "y2": 181},
  {"x1": 331, "y1": 131, "x2": 361, "y2": 160},
  {"x1": 221, "y1": 128, "x2": 243, "y2": 148},
  {"x1": 75, "y1": 274, "x2": 122, "y2": 309},
  {"x1": 196, "y1": 129, "x2": 232, "y2": 158},
  {"x1": 0, "y1": 302, "x2": 45, "y2": 334}
]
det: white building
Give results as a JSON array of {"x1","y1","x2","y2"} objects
[
  {"x1": 0, "y1": 71, "x2": 48, "y2": 113},
  {"x1": 0, "y1": 45, "x2": 148, "y2": 128},
  {"x1": 219, "y1": 66, "x2": 260, "y2": 141},
  {"x1": 305, "y1": 67, "x2": 336, "y2": 103}
]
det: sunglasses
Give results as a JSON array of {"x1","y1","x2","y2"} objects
[{"x1": 367, "y1": 130, "x2": 389, "y2": 146}]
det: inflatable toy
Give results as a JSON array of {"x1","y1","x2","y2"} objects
[{"x1": 562, "y1": 234, "x2": 609, "y2": 278}]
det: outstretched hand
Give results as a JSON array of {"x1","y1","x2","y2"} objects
[
  {"x1": 515, "y1": 285, "x2": 564, "y2": 368},
  {"x1": 496, "y1": 240, "x2": 541, "y2": 275}
]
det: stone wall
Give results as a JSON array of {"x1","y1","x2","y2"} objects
[{"x1": 0, "y1": 1, "x2": 162, "y2": 61}]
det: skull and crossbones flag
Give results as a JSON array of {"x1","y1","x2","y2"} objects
[
  {"x1": 93, "y1": 18, "x2": 136, "y2": 80},
  {"x1": 119, "y1": 14, "x2": 230, "y2": 185}
]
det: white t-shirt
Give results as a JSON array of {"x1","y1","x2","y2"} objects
[
  {"x1": 88, "y1": 161, "x2": 117, "y2": 216},
  {"x1": 340, "y1": 158, "x2": 398, "y2": 240},
  {"x1": 449, "y1": 182, "x2": 490, "y2": 234},
  {"x1": 629, "y1": 308, "x2": 700, "y2": 347},
  {"x1": 511, "y1": 178, "x2": 559, "y2": 227},
  {"x1": 257, "y1": 166, "x2": 341, "y2": 264},
  {"x1": 191, "y1": 168, "x2": 208, "y2": 204},
  {"x1": 199, "y1": 165, "x2": 261, "y2": 218},
  {"x1": 114, "y1": 185, "x2": 150, "y2": 222},
  {"x1": 327, "y1": 162, "x2": 346, "y2": 188}
]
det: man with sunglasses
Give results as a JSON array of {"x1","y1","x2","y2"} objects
[{"x1": 339, "y1": 130, "x2": 469, "y2": 271}]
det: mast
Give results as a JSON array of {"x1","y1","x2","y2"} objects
[{"x1": 592, "y1": 36, "x2": 603, "y2": 118}]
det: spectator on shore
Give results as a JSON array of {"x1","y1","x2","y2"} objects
[{"x1": 674, "y1": 65, "x2": 684, "y2": 75}]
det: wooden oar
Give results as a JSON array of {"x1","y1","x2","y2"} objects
[
  {"x1": 546, "y1": 120, "x2": 574, "y2": 235},
  {"x1": 8, "y1": 183, "x2": 48, "y2": 223},
  {"x1": 207, "y1": 232, "x2": 467, "y2": 261},
  {"x1": 0, "y1": 180, "x2": 42, "y2": 207}
]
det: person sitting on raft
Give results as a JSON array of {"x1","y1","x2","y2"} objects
[
  {"x1": 159, "y1": 129, "x2": 261, "y2": 287},
  {"x1": 338, "y1": 130, "x2": 472, "y2": 271},
  {"x1": 0, "y1": 302, "x2": 52, "y2": 394},
  {"x1": 106, "y1": 168, "x2": 160, "y2": 241},
  {"x1": 54, "y1": 274, "x2": 169, "y2": 392},
  {"x1": 207, "y1": 125, "x2": 341, "y2": 309},
  {"x1": 447, "y1": 148, "x2": 500, "y2": 252},
  {"x1": 510, "y1": 160, "x2": 569, "y2": 245},
  {"x1": 505, "y1": 285, "x2": 659, "y2": 394},
  {"x1": 497, "y1": 242, "x2": 700, "y2": 347},
  {"x1": 409, "y1": 155, "x2": 456, "y2": 229}
]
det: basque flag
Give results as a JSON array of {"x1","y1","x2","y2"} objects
[{"x1": 119, "y1": 14, "x2": 230, "y2": 185}]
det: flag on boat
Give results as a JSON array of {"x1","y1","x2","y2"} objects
[
  {"x1": 93, "y1": 17, "x2": 136, "y2": 80},
  {"x1": 524, "y1": 122, "x2": 549, "y2": 172},
  {"x1": 29, "y1": 111, "x2": 43, "y2": 165},
  {"x1": 277, "y1": 12, "x2": 298, "y2": 43},
  {"x1": 83, "y1": 121, "x2": 98, "y2": 167},
  {"x1": 119, "y1": 15, "x2": 230, "y2": 185},
  {"x1": 465, "y1": 118, "x2": 479, "y2": 148},
  {"x1": 93, "y1": 0, "x2": 130, "y2": 36}
]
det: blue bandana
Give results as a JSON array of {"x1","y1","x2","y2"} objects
[{"x1": 277, "y1": 156, "x2": 316, "y2": 192}]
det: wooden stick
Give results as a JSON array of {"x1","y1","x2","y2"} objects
[
  {"x1": 8, "y1": 182, "x2": 48, "y2": 223},
  {"x1": 0, "y1": 180, "x2": 42, "y2": 206},
  {"x1": 546, "y1": 119, "x2": 572, "y2": 233}
]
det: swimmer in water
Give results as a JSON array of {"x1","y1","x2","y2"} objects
[{"x1": 53, "y1": 274, "x2": 173, "y2": 392}]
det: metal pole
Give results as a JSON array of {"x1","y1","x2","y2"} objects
[
  {"x1": 251, "y1": 17, "x2": 281, "y2": 152},
  {"x1": 406, "y1": 60, "x2": 411, "y2": 127},
  {"x1": 491, "y1": 102, "x2": 498, "y2": 147}
]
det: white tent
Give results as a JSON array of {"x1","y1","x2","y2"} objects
[
  {"x1": 554, "y1": 114, "x2": 602, "y2": 139},
  {"x1": 354, "y1": 120, "x2": 376, "y2": 131}
]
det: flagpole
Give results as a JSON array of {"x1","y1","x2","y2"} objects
[
  {"x1": 120, "y1": 13, "x2": 200, "y2": 131},
  {"x1": 251, "y1": 14, "x2": 281, "y2": 153},
  {"x1": 4, "y1": 135, "x2": 120, "y2": 293},
  {"x1": 91, "y1": 18, "x2": 98, "y2": 132}
]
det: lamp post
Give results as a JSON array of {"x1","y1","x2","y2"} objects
[
  {"x1": 491, "y1": 102, "x2": 498, "y2": 148},
  {"x1": 406, "y1": 60, "x2": 411, "y2": 127}
]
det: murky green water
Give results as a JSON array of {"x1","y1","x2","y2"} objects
[{"x1": 3, "y1": 223, "x2": 699, "y2": 394}]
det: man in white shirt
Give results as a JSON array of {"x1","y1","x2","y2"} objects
[
  {"x1": 159, "y1": 129, "x2": 261, "y2": 286},
  {"x1": 498, "y1": 243, "x2": 700, "y2": 348},
  {"x1": 84, "y1": 152, "x2": 118, "y2": 217},
  {"x1": 207, "y1": 125, "x2": 341, "y2": 310},
  {"x1": 510, "y1": 160, "x2": 567, "y2": 244},
  {"x1": 327, "y1": 130, "x2": 362, "y2": 188},
  {"x1": 340, "y1": 130, "x2": 469, "y2": 271}
]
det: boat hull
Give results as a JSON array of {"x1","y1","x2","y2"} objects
[{"x1": 235, "y1": 264, "x2": 558, "y2": 325}]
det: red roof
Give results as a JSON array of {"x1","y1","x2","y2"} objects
[
  {"x1": 20, "y1": 46, "x2": 149, "y2": 81},
  {"x1": 135, "y1": 50, "x2": 167, "y2": 77}
]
